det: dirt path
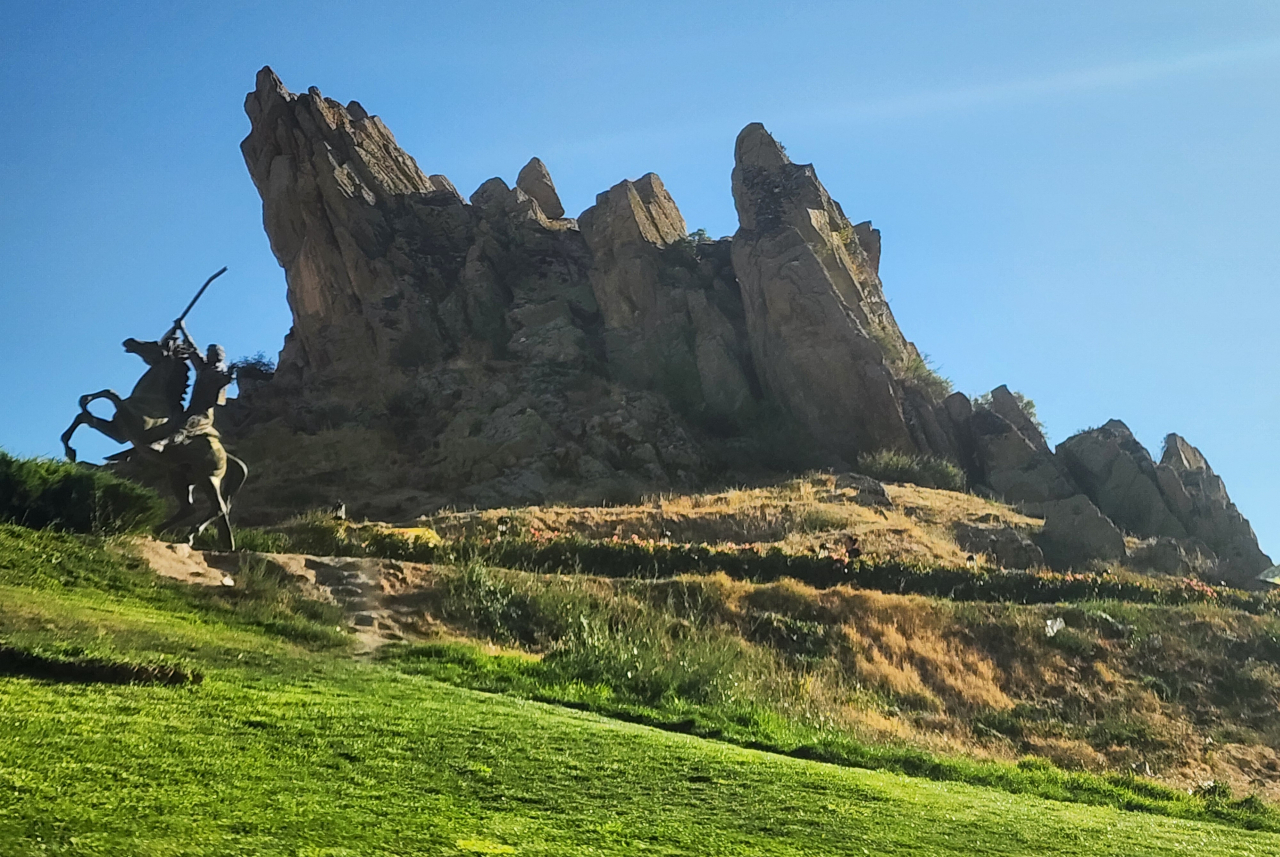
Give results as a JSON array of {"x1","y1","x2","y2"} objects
[{"x1": 127, "y1": 538, "x2": 433, "y2": 652}]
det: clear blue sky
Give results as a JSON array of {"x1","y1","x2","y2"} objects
[{"x1": 3, "y1": 2, "x2": 1278, "y2": 552}]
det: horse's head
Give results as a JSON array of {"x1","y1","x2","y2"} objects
[{"x1": 123, "y1": 338, "x2": 170, "y2": 366}]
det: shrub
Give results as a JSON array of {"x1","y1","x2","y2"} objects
[
  {"x1": 974, "y1": 389, "x2": 1045, "y2": 435},
  {"x1": 0, "y1": 450, "x2": 165, "y2": 535},
  {"x1": 229, "y1": 351, "x2": 276, "y2": 378},
  {"x1": 902, "y1": 353, "x2": 954, "y2": 401},
  {"x1": 855, "y1": 449, "x2": 966, "y2": 491}
]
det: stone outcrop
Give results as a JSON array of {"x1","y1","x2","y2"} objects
[
  {"x1": 1056, "y1": 420, "x2": 1188, "y2": 540},
  {"x1": 516, "y1": 157, "x2": 565, "y2": 220},
  {"x1": 1034, "y1": 494, "x2": 1128, "y2": 570},
  {"x1": 729, "y1": 123, "x2": 942, "y2": 461},
  {"x1": 967, "y1": 407, "x2": 1077, "y2": 505},
  {"x1": 954, "y1": 522, "x2": 1044, "y2": 569},
  {"x1": 241, "y1": 69, "x2": 472, "y2": 388},
  {"x1": 234, "y1": 68, "x2": 718, "y2": 516},
  {"x1": 228, "y1": 70, "x2": 1271, "y2": 578},
  {"x1": 1157, "y1": 434, "x2": 1272, "y2": 586},
  {"x1": 579, "y1": 175, "x2": 756, "y2": 419}
]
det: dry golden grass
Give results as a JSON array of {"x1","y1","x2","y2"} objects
[{"x1": 413, "y1": 473, "x2": 1043, "y2": 568}]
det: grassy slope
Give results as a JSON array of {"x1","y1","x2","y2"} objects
[{"x1": 0, "y1": 529, "x2": 1276, "y2": 854}]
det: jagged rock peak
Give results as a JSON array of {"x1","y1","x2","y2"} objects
[
  {"x1": 240, "y1": 68, "x2": 473, "y2": 385},
  {"x1": 516, "y1": 157, "x2": 565, "y2": 220},
  {"x1": 735, "y1": 122, "x2": 791, "y2": 169},
  {"x1": 580, "y1": 173, "x2": 687, "y2": 252},
  {"x1": 1162, "y1": 433, "x2": 1210, "y2": 472}
]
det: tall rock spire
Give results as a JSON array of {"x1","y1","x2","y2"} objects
[
  {"x1": 729, "y1": 122, "x2": 932, "y2": 460},
  {"x1": 240, "y1": 66, "x2": 469, "y2": 388}
]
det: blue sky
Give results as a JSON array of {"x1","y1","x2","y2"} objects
[{"x1": 2, "y1": 1, "x2": 1278, "y2": 551}]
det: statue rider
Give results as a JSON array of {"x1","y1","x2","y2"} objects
[{"x1": 169, "y1": 321, "x2": 234, "y2": 446}]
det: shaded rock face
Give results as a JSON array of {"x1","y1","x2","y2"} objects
[
  {"x1": 968, "y1": 408, "x2": 1077, "y2": 505},
  {"x1": 578, "y1": 175, "x2": 756, "y2": 420},
  {"x1": 241, "y1": 69, "x2": 472, "y2": 388},
  {"x1": 729, "y1": 123, "x2": 945, "y2": 461},
  {"x1": 954, "y1": 522, "x2": 1044, "y2": 570},
  {"x1": 1034, "y1": 494, "x2": 1128, "y2": 571}
]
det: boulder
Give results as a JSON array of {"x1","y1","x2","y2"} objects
[
  {"x1": 1157, "y1": 434, "x2": 1273, "y2": 587},
  {"x1": 968, "y1": 408, "x2": 1078, "y2": 505},
  {"x1": 729, "y1": 122, "x2": 923, "y2": 461},
  {"x1": 954, "y1": 523, "x2": 1044, "y2": 569},
  {"x1": 1056, "y1": 420, "x2": 1187, "y2": 539},
  {"x1": 1033, "y1": 494, "x2": 1127, "y2": 571},
  {"x1": 516, "y1": 157, "x2": 565, "y2": 219},
  {"x1": 1128, "y1": 537, "x2": 1214, "y2": 577}
]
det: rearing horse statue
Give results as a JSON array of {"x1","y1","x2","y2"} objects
[
  {"x1": 61, "y1": 337, "x2": 190, "y2": 463},
  {"x1": 60, "y1": 332, "x2": 247, "y2": 550}
]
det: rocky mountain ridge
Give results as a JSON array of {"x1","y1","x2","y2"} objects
[{"x1": 227, "y1": 67, "x2": 1272, "y2": 588}]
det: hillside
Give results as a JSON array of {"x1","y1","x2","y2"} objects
[
  {"x1": 117, "y1": 472, "x2": 1280, "y2": 807},
  {"x1": 1, "y1": 522, "x2": 1279, "y2": 856}
]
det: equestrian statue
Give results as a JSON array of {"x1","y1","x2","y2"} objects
[{"x1": 61, "y1": 268, "x2": 248, "y2": 550}]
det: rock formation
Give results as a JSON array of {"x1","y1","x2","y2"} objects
[
  {"x1": 729, "y1": 123, "x2": 946, "y2": 461},
  {"x1": 1158, "y1": 433, "x2": 1272, "y2": 585},
  {"x1": 515, "y1": 157, "x2": 565, "y2": 220},
  {"x1": 1056, "y1": 420, "x2": 1187, "y2": 540},
  {"x1": 227, "y1": 69, "x2": 1271, "y2": 584},
  {"x1": 1035, "y1": 494, "x2": 1128, "y2": 570}
]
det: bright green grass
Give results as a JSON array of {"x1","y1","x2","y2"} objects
[
  {"x1": 4, "y1": 664, "x2": 1280, "y2": 856},
  {"x1": 0, "y1": 527, "x2": 1278, "y2": 854}
]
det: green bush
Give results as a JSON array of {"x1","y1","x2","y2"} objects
[
  {"x1": 0, "y1": 450, "x2": 165, "y2": 535},
  {"x1": 974, "y1": 389, "x2": 1045, "y2": 435},
  {"x1": 902, "y1": 353, "x2": 954, "y2": 401},
  {"x1": 855, "y1": 449, "x2": 966, "y2": 491}
]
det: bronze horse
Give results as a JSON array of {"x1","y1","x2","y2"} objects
[
  {"x1": 62, "y1": 337, "x2": 189, "y2": 461},
  {"x1": 61, "y1": 336, "x2": 246, "y2": 549}
]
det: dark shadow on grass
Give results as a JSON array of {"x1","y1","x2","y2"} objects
[{"x1": 0, "y1": 645, "x2": 201, "y2": 686}]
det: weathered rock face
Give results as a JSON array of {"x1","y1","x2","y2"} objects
[
  {"x1": 230, "y1": 70, "x2": 1271, "y2": 575},
  {"x1": 1157, "y1": 434, "x2": 1272, "y2": 586},
  {"x1": 1056, "y1": 420, "x2": 1188, "y2": 540},
  {"x1": 579, "y1": 175, "x2": 757, "y2": 420},
  {"x1": 968, "y1": 408, "x2": 1078, "y2": 505},
  {"x1": 241, "y1": 68, "x2": 472, "y2": 389},
  {"x1": 729, "y1": 123, "x2": 933, "y2": 461},
  {"x1": 234, "y1": 68, "x2": 721, "y2": 517},
  {"x1": 954, "y1": 522, "x2": 1044, "y2": 569},
  {"x1": 1034, "y1": 494, "x2": 1128, "y2": 571}
]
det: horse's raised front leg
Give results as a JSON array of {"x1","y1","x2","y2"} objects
[
  {"x1": 78, "y1": 389, "x2": 121, "y2": 413},
  {"x1": 61, "y1": 411, "x2": 127, "y2": 462}
]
